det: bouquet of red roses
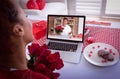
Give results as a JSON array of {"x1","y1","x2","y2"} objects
[
  {"x1": 28, "y1": 44, "x2": 64, "y2": 79},
  {"x1": 55, "y1": 25, "x2": 64, "y2": 34}
]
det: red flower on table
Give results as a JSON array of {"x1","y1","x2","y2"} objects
[{"x1": 28, "y1": 44, "x2": 64, "y2": 79}]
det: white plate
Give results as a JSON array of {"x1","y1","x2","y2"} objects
[{"x1": 83, "y1": 43, "x2": 120, "y2": 66}]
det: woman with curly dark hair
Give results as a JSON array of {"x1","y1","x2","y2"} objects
[{"x1": 0, "y1": 0, "x2": 49, "y2": 79}]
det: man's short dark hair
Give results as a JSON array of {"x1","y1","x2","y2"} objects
[{"x1": 63, "y1": 18, "x2": 68, "y2": 21}]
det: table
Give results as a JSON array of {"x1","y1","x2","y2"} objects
[
  {"x1": 58, "y1": 56, "x2": 120, "y2": 79},
  {"x1": 32, "y1": 26, "x2": 120, "y2": 79},
  {"x1": 58, "y1": 26, "x2": 120, "y2": 79}
]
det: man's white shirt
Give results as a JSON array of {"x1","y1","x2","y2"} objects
[{"x1": 61, "y1": 25, "x2": 71, "y2": 35}]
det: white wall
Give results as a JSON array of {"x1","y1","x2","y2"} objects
[{"x1": 106, "y1": 0, "x2": 120, "y2": 15}]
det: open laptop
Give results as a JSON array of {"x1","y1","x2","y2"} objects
[{"x1": 46, "y1": 15, "x2": 85, "y2": 63}]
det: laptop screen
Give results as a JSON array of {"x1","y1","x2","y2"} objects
[{"x1": 47, "y1": 15, "x2": 85, "y2": 42}]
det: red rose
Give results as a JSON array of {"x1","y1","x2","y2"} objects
[
  {"x1": 41, "y1": 44, "x2": 48, "y2": 49},
  {"x1": 48, "y1": 62, "x2": 57, "y2": 71},
  {"x1": 49, "y1": 58, "x2": 64, "y2": 71},
  {"x1": 46, "y1": 54, "x2": 56, "y2": 63},
  {"x1": 44, "y1": 50, "x2": 51, "y2": 56},
  {"x1": 56, "y1": 59, "x2": 64, "y2": 70},
  {"x1": 51, "y1": 72, "x2": 60, "y2": 79},
  {"x1": 37, "y1": 54, "x2": 45, "y2": 62},
  {"x1": 34, "y1": 63, "x2": 46, "y2": 72},
  {"x1": 28, "y1": 43, "x2": 40, "y2": 56},
  {"x1": 54, "y1": 52, "x2": 60, "y2": 58}
]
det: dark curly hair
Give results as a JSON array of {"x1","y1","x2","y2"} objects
[{"x1": 0, "y1": 0, "x2": 21, "y2": 55}]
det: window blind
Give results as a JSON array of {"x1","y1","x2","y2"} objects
[{"x1": 76, "y1": 0, "x2": 102, "y2": 15}]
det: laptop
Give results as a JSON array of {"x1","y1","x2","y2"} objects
[{"x1": 46, "y1": 15, "x2": 86, "y2": 63}]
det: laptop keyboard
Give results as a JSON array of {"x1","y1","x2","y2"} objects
[{"x1": 48, "y1": 42, "x2": 78, "y2": 52}]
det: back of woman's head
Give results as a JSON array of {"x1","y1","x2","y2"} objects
[{"x1": 0, "y1": 0, "x2": 20, "y2": 55}]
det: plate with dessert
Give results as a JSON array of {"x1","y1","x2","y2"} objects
[{"x1": 83, "y1": 43, "x2": 120, "y2": 66}]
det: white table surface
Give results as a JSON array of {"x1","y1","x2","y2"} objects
[{"x1": 58, "y1": 53, "x2": 120, "y2": 79}]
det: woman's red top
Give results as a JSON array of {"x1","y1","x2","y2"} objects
[{"x1": 0, "y1": 68, "x2": 50, "y2": 79}]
